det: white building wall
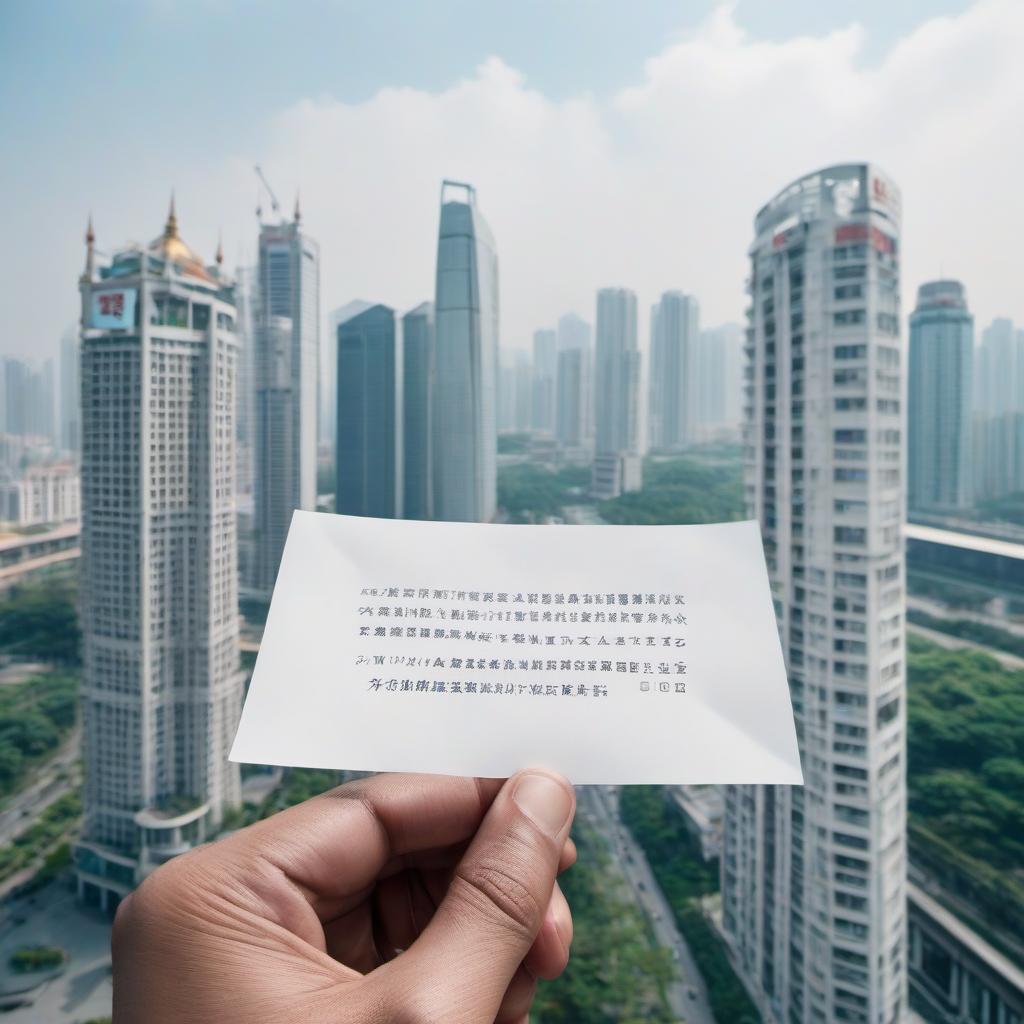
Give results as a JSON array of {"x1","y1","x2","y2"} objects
[{"x1": 722, "y1": 164, "x2": 908, "y2": 1024}]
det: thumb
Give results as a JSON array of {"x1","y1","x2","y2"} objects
[{"x1": 391, "y1": 770, "x2": 575, "y2": 1022}]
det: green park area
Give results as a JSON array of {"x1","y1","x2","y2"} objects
[
  {"x1": 907, "y1": 607, "x2": 1024, "y2": 659},
  {"x1": 496, "y1": 451, "x2": 745, "y2": 526},
  {"x1": 599, "y1": 457, "x2": 743, "y2": 525},
  {"x1": 533, "y1": 821, "x2": 675, "y2": 1023},
  {"x1": 906, "y1": 634, "x2": 1024, "y2": 959},
  {"x1": 0, "y1": 579, "x2": 80, "y2": 799},
  {"x1": 620, "y1": 787, "x2": 762, "y2": 1024},
  {"x1": 0, "y1": 669, "x2": 78, "y2": 799},
  {"x1": 497, "y1": 462, "x2": 591, "y2": 522},
  {"x1": 0, "y1": 576, "x2": 80, "y2": 666}
]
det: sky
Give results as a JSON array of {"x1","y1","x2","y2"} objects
[{"x1": 2, "y1": 0, "x2": 1022, "y2": 362}]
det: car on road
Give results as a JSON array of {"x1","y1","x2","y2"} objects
[
  {"x1": 687, "y1": 987, "x2": 698, "y2": 1000},
  {"x1": 638, "y1": 881, "x2": 646, "y2": 891}
]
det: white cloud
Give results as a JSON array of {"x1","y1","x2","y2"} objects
[{"x1": 14, "y1": 0, "x2": 1024, "y2": 360}]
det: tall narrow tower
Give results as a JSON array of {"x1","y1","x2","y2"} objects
[
  {"x1": 252, "y1": 202, "x2": 319, "y2": 593},
  {"x1": 74, "y1": 204, "x2": 244, "y2": 912},
  {"x1": 907, "y1": 281, "x2": 973, "y2": 515},
  {"x1": 592, "y1": 287, "x2": 642, "y2": 498},
  {"x1": 722, "y1": 165, "x2": 908, "y2": 1024},
  {"x1": 335, "y1": 303, "x2": 402, "y2": 519},
  {"x1": 432, "y1": 180, "x2": 499, "y2": 523},
  {"x1": 648, "y1": 290, "x2": 699, "y2": 452}
]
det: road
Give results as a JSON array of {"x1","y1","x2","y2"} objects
[
  {"x1": 908, "y1": 623, "x2": 1024, "y2": 670},
  {"x1": 0, "y1": 728, "x2": 81, "y2": 846},
  {"x1": 579, "y1": 785, "x2": 715, "y2": 1024}
]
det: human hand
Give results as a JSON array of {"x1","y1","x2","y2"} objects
[{"x1": 112, "y1": 770, "x2": 577, "y2": 1023}]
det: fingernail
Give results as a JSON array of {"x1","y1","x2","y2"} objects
[{"x1": 513, "y1": 773, "x2": 573, "y2": 838}]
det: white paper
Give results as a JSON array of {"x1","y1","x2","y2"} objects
[{"x1": 230, "y1": 511, "x2": 803, "y2": 785}]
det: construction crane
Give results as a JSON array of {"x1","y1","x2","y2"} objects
[{"x1": 254, "y1": 164, "x2": 281, "y2": 222}]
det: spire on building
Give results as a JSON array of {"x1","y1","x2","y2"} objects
[
  {"x1": 165, "y1": 191, "x2": 179, "y2": 239},
  {"x1": 293, "y1": 191, "x2": 301, "y2": 224},
  {"x1": 215, "y1": 231, "x2": 224, "y2": 266},
  {"x1": 82, "y1": 213, "x2": 95, "y2": 282}
]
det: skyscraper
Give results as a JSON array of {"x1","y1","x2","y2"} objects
[
  {"x1": 722, "y1": 165, "x2": 907, "y2": 1024},
  {"x1": 531, "y1": 328, "x2": 557, "y2": 434},
  {"x1": 696, "y1": 323, "x2": 744, "y2": 438},
  {"x1": 1, "y1": 357, "x2": 30, "y2": 436},
  {"x1": 557, "y1": 311, "x2": 592, "y2": 353},
  {"x1": 74, "y1": 204, "x2": 244, "y2": 912},
  {"x1": 556, "y1": 312, "x2": 593, "y2": 450},
  {"x1": 234, "y1": 264, "x2": 258, "y2": 498},
  {"x1": 252, "y1": 200, "x2": 319, "y2": 594},
  {"x1": 498, "y1": 349, "x2": 532, "y2": 435},
  {"x1": 907, "y1": 281, "x2": 973, "y2": 515},
  {"x1": 335, "y1": 303, "x2": 402, "y2": 518},
  {"x1": 592, "y1": 287, "x2": 642, "y2": 498},
  {"x1": 433, "y1": 180, "x2": 498, "y2": 523},
  {"x1": 59, "y1": 326, "x2": 80, "y2": 453},
  {"x1": 648, "y1": 290, "x2": 699, "y2": 452},
  {"x1": 403, "y1": 301, "x2": 434, "y2": 520},
  {"x1": 973, "y1": 318, "x2": 1024, "y2": 501}
]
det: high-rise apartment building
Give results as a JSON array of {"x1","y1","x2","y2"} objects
[
  {"x1": 499, "y1": 349, "x2": 532, "y2": 435},
  {"x1": 233, "y1": 264, "x2": 258, "y2": 497},
  {"x1": 722, "y1": 164, "x2": 907, "y2": 1024},
  {"x1": 402, "y1": 301, "x2": 434, "y2": 520},
  {"x1": 1, "y1": 357, "x2": 54, "y2": 442},
  {"x1": 433, "y1": 180, "x2": 498, "y2": 523},
  {"x1": 907, "y1": 281, "x2": 973, "y2": 515},
  {"x1": 556, "y1": 347, "x2": 592, "y2": 450},
  {"x1": 60, "y1": 327, "x2": 80, "y2": 453},
  {"x1": 252, "y1": 201, "x2": 319, "y2": 593},
  {"x1": 649, "y1": 290, "x2": 699, "y2": 451},
  {"x1": 696, "y1": 323, "x2": 745, "y2": 439},
  {"x1": 592, "y1": 287, "x2": 642, "y2": 498},
  {"x1": 531, "y1": 328, "x2": 557, "y2": 434},
  {"x1": 973, "y1": 318, "x2": 1024, "y2": 502},
  {"x1": 556, "y1": 312, "x2": 593, "y2": 450},
  {"x1": 1, "y1": 357, "x2": 30, "y2": 436},
  {"x1": 335, "y1": 303, "x2": 402, "y2": 518},
  {"x1": 73, "y1": 204, "x2": 244, "y2": 912}
]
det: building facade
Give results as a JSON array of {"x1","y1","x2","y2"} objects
[
  {"x1": 433, "y1": 180, "x2": 498, "y2": 523},
  {"x1": 403, "y1": 301, "x2": 434, "y2": 520},
  {"x1": 973, "y1": 318, "x2": 1024, "y2": 502},
  {"x1": 252, "y1": 203, "x2": 319, "y2": 593},
  {"x1": 697, "y1": 322, "x2": 745, "y2": 440},
  {"x1": 74, "y1": 204, "x2": 244, "y2": 912},
  {"x1": 649, "y1": 290, "x2": 699, "y2": 451},
  {"x1": 0, "y1": 462, "x2": 79, "y2": 527},
  {"x1": 555, "y1": 311, "x2": 593, "y2": 452},
  {"x1": 592, "y1": 287, "x2": 642, "y2": 498},
  {"x1": 335, "y1": 303, "x2": 402, "y2": 518},
  {"x1": 60, "y1": 327, "x2": 81, "y2": 453},
  {"x1": 531, "y1": 328, "x2": 557, "y2": 435},
  {"x1": 722, "y1": 164, "x2": 908, "y2": 1024},
  {"x1": 907, "y1": 281, "x2": 973, "y2": 515}
]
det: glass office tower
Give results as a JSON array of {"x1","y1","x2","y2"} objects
[
  {"x1": 335, "y1": 303, "x2": 402, "y2": 518},
  {"x1": 907, "y1": 281, "x2": 973, "y2": 514},
  {"x1": 433, "y1": 180, "x2": 499, "y2": 523}
]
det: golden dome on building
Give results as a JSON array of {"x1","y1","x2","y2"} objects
[{"x1": 148, "y1": 195, "x2": 216, "y2": 283}]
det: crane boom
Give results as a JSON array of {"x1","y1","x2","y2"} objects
[{"x1": 254, "y1": 164, "x2": 281, "y2": 220}]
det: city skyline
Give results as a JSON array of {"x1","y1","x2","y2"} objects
[{"x1": 4, "y1": 2, "x2": 1024, "y2": 364}]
